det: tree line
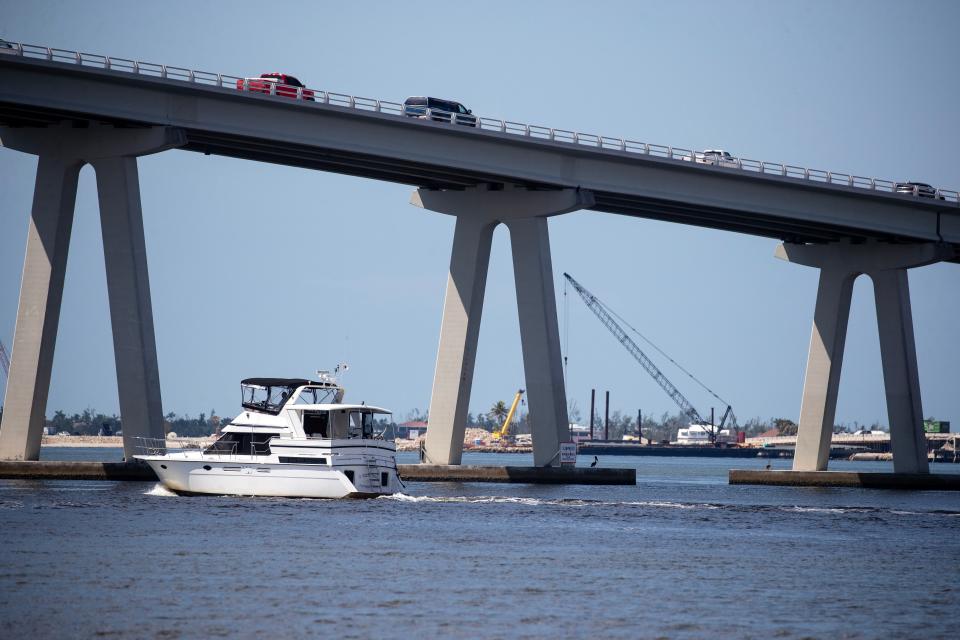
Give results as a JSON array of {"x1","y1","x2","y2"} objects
[{"x1": 0, "y1": 405, "x2": 892, "y2": 441}]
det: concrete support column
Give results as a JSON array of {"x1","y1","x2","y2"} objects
[
  {"x1": 412, "y1": 185, "x2": 594, "y2": 466},
  {"x1": 0, "y1": 156, "x2": 82, "y2": 460},
  {"x1": 0, "y1": 123, "x2": 184, "y2": 461},
  {"x1": 505, "y1": 217, "x2": 570, "y2": 466},
  {"x1": 776, "y1": 241, "x2": 952, "y2": 473},
  {"x1": 872, "y1": 269, "x2": 927, "y2": 473},
  {"x1": 791, "y1": 266, "x2": 856, "y2": 471},
  {"x1": 92, "y1": 156, "x2": 165, "y2": 460},
  {"x1": 422, "y1": 215, "x2": 497, "y2": 465}
]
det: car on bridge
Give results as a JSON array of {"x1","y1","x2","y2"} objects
[
  {"x1": 236, "y1": 73, "x2": 314, "y2": 101},
  {"x1": 403, "y1": 96, "x2": 477, "y2": 127},
  {"x1": 695, "y1": 149, "x2": 739, "y2": 167},
  {"x1": 894, "y1": 181, "x2": 944, "y2": 200},
  {"x1": 0, "y1": 39, "x2": 17, "y2": 55}
]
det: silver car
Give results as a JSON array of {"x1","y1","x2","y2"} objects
[{"x1": 894, "y1": 182, "x2": 943, "y2": 200}]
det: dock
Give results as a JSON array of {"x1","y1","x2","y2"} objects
[
  {"x1": 579, "y1": 442, "x2": 765, "y2": 458},
  {"x1": 0, "y1": 461, "x2": 635, "y2": 485},
  {"x1": 730, "y1": 469, "x2": 960, "y2": 491}
]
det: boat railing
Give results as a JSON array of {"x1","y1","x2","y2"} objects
[
  {"x1": 132, "y1": 436, "x2": 213, "y2": 457},
  {"x1": 132, "y1": 437, "x2": 168, "y2": 456},
  {"x1": 201, "y1": 441, "x2": 240, "y2": 458}
]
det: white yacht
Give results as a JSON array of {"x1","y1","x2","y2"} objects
[
  {"x1": 674, "y1": 423, "x2": 732, "y2": 445},
  {"x1": 135, "y1": 375, "x2": 401, "y2": 498}
]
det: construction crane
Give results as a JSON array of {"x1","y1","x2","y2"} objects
[
  {"x1": 564, "y1": 273, "x2": 738, "y2": 439},
  {"x1": 492, "y1": 389, "x2": 525, "y2": 443},
  {"x1": 0, "y1": 339, "x2": 10, "y2": 382}
]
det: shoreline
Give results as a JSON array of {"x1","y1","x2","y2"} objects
[
  {"x1": 41, "y1": 436, "x2": 211, "y2": 448},
  {"x1": 39, "y1": 435, "x2": 534, "y2": 453}
]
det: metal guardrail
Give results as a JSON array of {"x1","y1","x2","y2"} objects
[{"x1": 3, "y1": 40, "x2": 958, "y2": 206}]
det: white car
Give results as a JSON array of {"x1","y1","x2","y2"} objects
[{"x1": 695, "y1": 149, "x2": 739, "y2": 167}]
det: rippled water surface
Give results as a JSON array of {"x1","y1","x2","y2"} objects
[{"x1": 1, "y1": 449, "x2": 958, "y2": 639}]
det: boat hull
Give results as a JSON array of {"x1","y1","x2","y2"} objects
[{"x1": 137, "y1": 457, "x2": 399, "y2": 499}]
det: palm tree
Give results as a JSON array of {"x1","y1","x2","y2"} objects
[{"x1": 488, "y1": 400, "x2": 509, "y2": 429}]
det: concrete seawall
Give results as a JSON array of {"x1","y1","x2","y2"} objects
[
  {"x1": 730, "y1": 469, "x2": 960, "y2": 490},
  {"x1": 397, "y1": 465, "x2": 635, "y2": 484},
  {"x1": 0, "y1": 460, "x2": 156, "y2": 480},
  {"x1": 0, "y1": 461, "x2": 635, "y2": 485}
]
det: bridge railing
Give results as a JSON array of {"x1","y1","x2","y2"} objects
[{"x1": 6, "y1": 40, "x2": 958, "y2": 205}]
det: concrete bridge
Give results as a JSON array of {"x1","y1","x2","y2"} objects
[{"x1": 1, "y1": 42, "x2": 957, "y2": 473}]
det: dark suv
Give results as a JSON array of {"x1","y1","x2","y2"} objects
[
  {"x1": 403, "y1": 96, "x2": 477, "y2": 127},
  {"x1": 894, "y1": 182, "x2": 944, "y2": 200}
]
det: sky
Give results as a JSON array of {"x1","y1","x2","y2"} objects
[{"x1": 1, "y1": 0, "x2": 958, "y2": 429}]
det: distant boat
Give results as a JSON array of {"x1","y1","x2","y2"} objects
[{"x1": 673, "y1": 423, "x2": 731, "y2": 445}]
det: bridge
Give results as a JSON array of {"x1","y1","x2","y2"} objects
[{"x1": 1, "y1": 42, "x2": 957, "y2": 475}]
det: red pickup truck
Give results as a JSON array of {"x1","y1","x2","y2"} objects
[{"x1": 236, "y1": 73, "x2": 314, "y2": 101}]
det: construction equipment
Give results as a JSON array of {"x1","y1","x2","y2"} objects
[
  {"x1": 0, "y1": 339, "x2": 10, "y2": 382},
  {"x1": 492, "y1": 389, "x2": 525, "y2": 443},
  {"x1": 564, "y1": 273, "x2": 738, "y2": 440}
]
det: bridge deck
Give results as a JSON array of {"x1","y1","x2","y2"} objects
[{"x1": 2, "y1": 47, "x2": 958, "y2": 250}]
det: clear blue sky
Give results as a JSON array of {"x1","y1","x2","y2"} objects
[{"x1": 1, "y1": 0, "x2": 958, "y2": 428}]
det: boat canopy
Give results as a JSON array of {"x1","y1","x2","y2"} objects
[
  {"x1": 241, "y1": 377, "x2": 329, "y2": 388},
  {"x1": 288, "y1": 404, "x2": 391, "y2": 414}
]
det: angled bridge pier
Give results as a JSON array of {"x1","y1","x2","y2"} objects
[
  {"x1": 412, "y1": 185, "x2": 594, "y2": 467},
  {"x1": 777, "y1": 240, "x2": 955, "y2": 474},
  {"x1": 0, "y1": 123, "x2": 183, "y2": 461}
]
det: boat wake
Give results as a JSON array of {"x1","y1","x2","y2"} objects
[
  {"x1": 380, "y1": 493, "x2": 960, "y2": 517},
  {"x1": 144, "y1": 483, "x2": 178, "y2": 497},
  {"x1": 383, "y1": 493, "x2": 556, "y2": 506},
  {"x1": 381, "y1": 493, "x2": 719, "y2": 509}
]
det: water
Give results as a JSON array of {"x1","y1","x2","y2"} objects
[{"x1": 2, "y1": 449, "x2": 958, "y2": 639}]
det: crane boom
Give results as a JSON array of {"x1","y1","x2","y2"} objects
[
  {"x1": 564, "y1": 273, "x2": 706, "y2": 426},
  {"x1": 493, "y1": 389, "x2": 525, "y2": 441},
  {"x1": 0, "y1": 340, "x2": 10, "y2": 380},
  {"x1": 564, "y1": 272, "x2": 741, "y2": 439}
]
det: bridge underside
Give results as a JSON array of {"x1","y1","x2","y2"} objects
[{"x1": 0, "y1": 101, "x2": 948, "y2": 251}]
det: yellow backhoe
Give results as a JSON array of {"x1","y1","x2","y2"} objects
[{"x1": 492, "y1": 389, "x2": 525, "y2": 444}]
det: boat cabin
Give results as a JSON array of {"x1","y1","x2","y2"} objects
[
  {"x1": 205, "y1": 378, "x2": 392, "y2": 456},
  {"x1": 240, "y1": 377, "x2": 342, "y2": 415},
  {"x1": 298, "y1": 406, "x2": 387, "y2": 439}
]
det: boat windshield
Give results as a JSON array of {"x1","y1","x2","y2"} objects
[
  {"x1": 293, "y1": 386, "x2": 339, "y2": 405},
  {"x1": 348, "y1": 410, "x2": 392, "y2": 439},
  {"x1": 204, "y1": 431, "x2": 277, "y2": 456},
  {"x1": 241, "y1": 383, "x2": 297, "y2": 414}
]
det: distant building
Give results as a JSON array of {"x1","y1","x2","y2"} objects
[
  {"x1": 924, "y1": 420, "x2": 951, "y2": 434},
  {"x1": 569, "y1": 423, "x2": 591, "y2": 442},
  {"x1": 397, "y1": 420, "x2": 428, "y2": 439}
]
